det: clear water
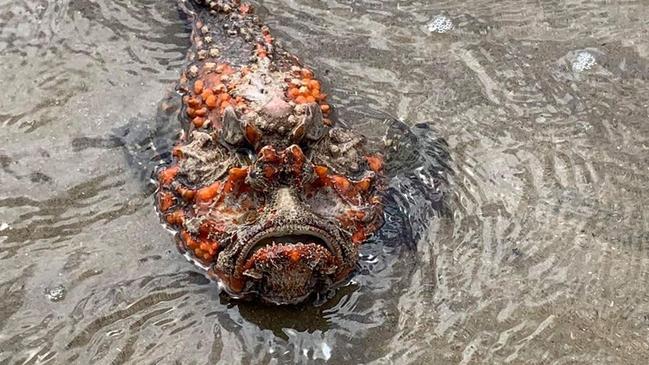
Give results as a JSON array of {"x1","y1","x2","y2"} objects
[{"x1": 1, "y1": 0, "x2": 648, "y2": 363}]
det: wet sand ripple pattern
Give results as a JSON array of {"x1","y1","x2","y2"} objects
[{"x1": 1, "y1": 0, "x2": 648, "y2": 364}]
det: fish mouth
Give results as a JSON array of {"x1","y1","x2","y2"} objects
[
  {"x1": 239, "y1": 225, "x2": 341, "y2": 263},
  {"x1": 232, "y1": 224, "x2": 345, "y2": 304}
]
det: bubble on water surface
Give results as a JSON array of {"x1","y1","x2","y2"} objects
[
  {"x1": 45, "y1": 285, "x2": 66, "y2": 302},
  {"x1": 572, "y1": 51, "x2": 596, "y2": 72},
  {"x1": 427, "y1": 15, "x2": 454, "y2": 33}
]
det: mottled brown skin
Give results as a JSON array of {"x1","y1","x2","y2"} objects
[{"x1": 155, "y1": 0, "x2": 385, "y2": 304}]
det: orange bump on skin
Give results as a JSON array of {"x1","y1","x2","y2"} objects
[
  {"x1": 288, "y1": 145, "x2": 305, "y2": 162},
  {"x1": 295, "y1": 96, "x2": 307, "y2": 104},
  {"x1": 194, "y1": 80, "x2": 204, "y2": 94},
  {"x1": 320, "y1": 104, "x2": 330, "y2": 113},
  {"x1": 331, "y1": 175, "x2": 351, "y2": 192},
  {"x1": 200, "y1": 242, "x2": 210, "y2": 252},
  {"x1": 203, "y1": 240, "x2": 218, "y2": 254},
  {"x1": 176, "y1": 186, "x2": 195, "y2": 201},
  {"x1": 200, "y1": 89, "x2": 214, "y2": 101},
  {"x1": 182, "y1": 230, "x2": 200, "y2": 250},
  {"x1": 314, "y1": 165, "x2": 328, "y2": 179},
  {"x1": 158, "y1": 165, "x2": 179, "y2": 185},
  {"x1": 288, "y1": 87, "x2": 299, "y2": 98},
  {"x1": 196, "y1": 181, "x2": 221, "y2": 202},
  {"x1": 186, "y1": 107, "x2": 196, "y2": 118},
  {"x1": 158, "y1": 191, "x2": 175, "y2": 212},
  {"x1": 216, "y1": 93, "x2": 229, "y2": 106},
  {"x1": 308, "y1": 79, "x2": 320, "y2": 90},
  {"x1": 356, "y1": 178, "x2": 371, "y2": 192},
  {"x1": 366, "y1": 155, "x2": 383, "y2": 172},
  {"x1": 306, "y1": 95, "x2": 316, "y2": 103},
  {"x1": 228, "y1": 167, "x2": 249, "y2": 181},
  {"x1": 259, "y1": 147, "x2": 279, "y2": 162},
  {"x1": 192, "y1": 116, "x2": 205, "y2": 128},
  {"x1": 288, "y1": 250, "x2": 301, "y2": 262},
  {"x1": 223, "y1": 180, "x2": 235, "y2": 194},
  {"x1": 187, "y1": 97, "x2": 201, "y2": 108},
  {"x1": 225, "y1": 172, "x2": 248, "y2": 195},
  {"x1": 195, "y1": 107, "x2": 208, "y2": 117},
  {"x1": 205, "y1": 94, "x2": 218, "y2": 109},
  {"x1": 165, "y1": 210, "x2": 184, "y2": 225}
]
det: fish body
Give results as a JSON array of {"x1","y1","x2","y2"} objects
[{"x1": 155, "y1": 0, "x2": 385, "y2": 304}]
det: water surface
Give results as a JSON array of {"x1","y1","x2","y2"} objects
[{"x1": 1, "y1": 0, "x2": 648, "y2": 363}]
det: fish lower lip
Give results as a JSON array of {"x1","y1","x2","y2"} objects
[
  {"x1": 246, "y1": 234, "x2": 331, "y2": 259},
  {"x1": 243, "y1": 242, "x2": 336, "y2": 273}
]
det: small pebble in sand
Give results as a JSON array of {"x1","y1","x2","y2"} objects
[
  {"x1": 45, "y1": 285, "x2": 66, "y2": 302},
  {"x1": 572, "y1": 51, "x2": 596, "y2": 72},
  {"x1": 427, "y1": 15, "x2": 454, "y2": 33}
]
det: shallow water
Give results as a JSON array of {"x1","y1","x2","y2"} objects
[{"x1": 1, "y1": 0, "x2": 648, "y2": 364}]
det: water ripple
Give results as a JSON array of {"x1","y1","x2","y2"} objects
[{"x1": 1, "y1": 0, "x2": 648, "y2": 363}]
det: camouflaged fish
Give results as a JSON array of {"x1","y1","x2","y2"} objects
[{"x1": 154, "y1": 0, "x2": 387, "y2": 304}]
